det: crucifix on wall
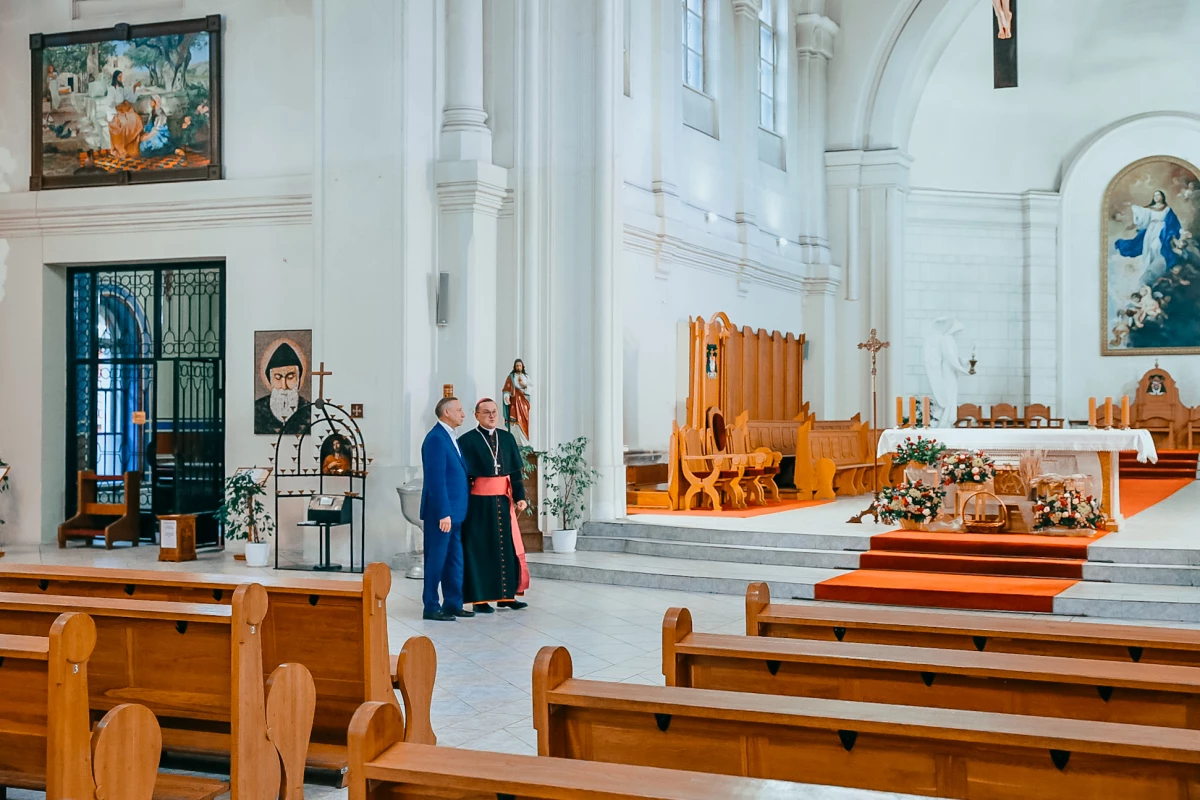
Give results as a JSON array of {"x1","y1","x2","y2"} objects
[{"x1": 992, "y1": 0, "x2": 1017, "y2": 88}]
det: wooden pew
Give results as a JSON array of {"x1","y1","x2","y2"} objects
[
  {"x1": 0, "y1": 611, "x2": 183, "y2": 800},
  {"x1": 59, "y1": 470, "x2": 141, "y2": 548},
  {"x1": 664, "y1": 607, "x2": 1200, "y2": 729},
  {"x1": 746, "y1": 582, "x2": 1200, "y2": 666},
  {"x1": 0, "y1": 562, "x2": 417, "y2": 774},
  {"x1": 533, "y1": 645, "x2": 1200, "y2": 799},
  {"x1": 0, "y1": 588, "x2": 300, "y2": 800},
  {"x1": 348, "y1": 703, "x2": 877, "y2": 800}
]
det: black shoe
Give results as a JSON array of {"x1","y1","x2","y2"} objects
[
  {"x1": 448, "y1": 607, "x2": 476, "y2": 618},
  {"x1": 473, "y1": 603, "x2": 495, "y2": 614},
  {"x1": 497, "y1": 600, "x2": 528, "y2": 610},
  {"x1": 422, "y1": 609, "x2": 457, "y2": 622}
]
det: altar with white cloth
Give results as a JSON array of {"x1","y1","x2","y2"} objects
[{"x1": 876, "y1": 427, "x2": 1158, "y2": 529}]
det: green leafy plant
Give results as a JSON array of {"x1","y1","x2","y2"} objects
[
  {"x1": 537, "y1": 436, "x2": 599, "y2": 530},
  {"x1": 0, "y1": 458, "x2": 9, "y2": 526},
  {"x1": 892, "y1": 436, "x2": 947, "y2": 467},
  {"x1": 215, "y1": 472, "x2": 275, "y2": 543},
  {"x1": 517, "y1": 445, "x2": 537, "y2": 517}
]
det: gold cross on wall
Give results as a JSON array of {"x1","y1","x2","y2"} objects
[{"x1": 313, "y1": 361, "x2": 333, "y2": 401}]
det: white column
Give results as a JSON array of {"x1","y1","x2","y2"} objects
[
  {"x1": 442, "y1": 0, "x2": 491, "y2": 162},
  {"x1": 794, "y1": 0, "x2": 838, "y2": 266},
  {"x1": 803, "y1": 279, "x2": 838, "y2": 416},
  {"x1": 649, "y1": 0, "x2": 682, "y2": 220},
  {"x1": 593, "y1": 0, "x2": 625, "y2": 521},
  {"x1": 437, "y1": 0, "x2": 507, "y2": 402},
  {"x1": 731, "y1": 0, "x2": 761, "y2": 239}
]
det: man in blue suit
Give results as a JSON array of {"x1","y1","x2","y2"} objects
[{"x1": 419, "y1": 396, "x2": 474, "y2": 621}]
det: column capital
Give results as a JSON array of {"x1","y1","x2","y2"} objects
[
  {"x1": 731, "y1": 0, "x2": 762, "y2": 21},
  {"x1": 796, "y1": 10, "x2": 839, "y2": 60}
]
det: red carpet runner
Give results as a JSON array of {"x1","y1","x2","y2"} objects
[{"x1": 815, "y1": 472, "x2": 1195, "y2": 613}]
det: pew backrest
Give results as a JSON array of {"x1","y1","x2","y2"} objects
[{"x1": 745, "y1": 582, "x2": 1200, "y2": 665}]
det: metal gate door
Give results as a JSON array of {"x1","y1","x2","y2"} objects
[{"x1": 67, "y1": 264, "x2": 225, "y2": 545}]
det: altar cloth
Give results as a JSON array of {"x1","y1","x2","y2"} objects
[{"x1": 876, "y1": 428, "x2": 1158, "y2": 464}]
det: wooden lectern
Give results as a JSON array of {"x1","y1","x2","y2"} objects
[{"x1": 58, "y1": 471, "x2": 141, "y2": 549}]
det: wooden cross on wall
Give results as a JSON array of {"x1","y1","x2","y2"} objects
[
  {"x1": 993, "y1": 0, "x2": 1017, "y2": 89},
  {"x1": 313, "y1": 362, "x2": 333, "y2": 402}
]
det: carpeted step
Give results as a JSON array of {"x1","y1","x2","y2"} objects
[
  {"x1": 1119, "y1": 450, "x2": 1199, "y2": 480},
  {"x1": 869, "y1": 530, "x2": 1099, "y2": 560},
  {"x1": 814, "y1": 570, "x2": 1075, "y2": 613},
  {"x1": 857, "y1": 550, "x2": 1084, "y2": 579}
]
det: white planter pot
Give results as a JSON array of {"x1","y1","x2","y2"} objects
[
  {"x1": 551, "y1": 529, "x2": 578, "y2": 553},
  {"x1": 244, "y1": 541, "x2": 271, "y2": 567}
]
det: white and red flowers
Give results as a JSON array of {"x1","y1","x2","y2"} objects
[
  {"x1": 873, "y1": 479, "x2": 946, "y2": 524},
  {"x1": 942, "y1": 450, "x2": 996, "y2": 485},
  {"x1": 1033, "y1": 490, "x2": 1104, "y2": 531}
]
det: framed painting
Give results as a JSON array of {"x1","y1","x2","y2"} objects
[
  {"x1": 30, "y1": 16, "x2": 222, "y2": 190},
  {"x1": 1102, "y1": 155, "x2": 1200, "y2": 355},
  {"x1": 254, "y1": 330, "x2": 312, "y2": 436}
]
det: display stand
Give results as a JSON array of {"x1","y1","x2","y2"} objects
[{"x1": 269, "y1": 364, "x2": 369, "y2": 573}]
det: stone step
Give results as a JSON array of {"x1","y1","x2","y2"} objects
[
  {"x1": 1088, "y1": 544, "x2": 1196, "y2": 566},
  {"x1": 1082, "y1": 561, "x2": 1200, "y2": 587},
  {"x1": 581, "y1": 520, "x2": 871, "y2": 552},
  {"x1": 526, "y1": 550, "x2": 846, "y2": 600},
  {"x1": 578, "y1": 535, "x2": 860, "y2": 569}
]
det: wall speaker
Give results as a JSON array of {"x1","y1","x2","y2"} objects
[{"x1": 435, "y1": 272, "x2": 450, "y2": 326}]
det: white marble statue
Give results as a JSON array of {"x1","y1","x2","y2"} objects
[{"x1": 923, "y1": 317, "x2": 971, "y2": 428}]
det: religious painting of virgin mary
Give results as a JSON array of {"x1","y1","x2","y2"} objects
[{"x1": 1102, "y1": 156, "x2": 1200, "y2": 355}]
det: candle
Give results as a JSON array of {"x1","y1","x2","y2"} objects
[
  {"x1": 1104, "y1": 397, "x2": 1114, "y2": 429},
  {"x1": 896, "y1": 397, "x2": 904, "y2": 427},
  {"x1": 1121, "y1": 395, "x2": 1130, "y2": 429},
  {"x1": 1088, "y1": 397, "x2": 1097, "y2": 428},
  {"x1": 909, "y1": 397, "x2": 916, "y2": 428},
  {"x1": 922, "y1": 396, "x2": 931, "y2": 429}
]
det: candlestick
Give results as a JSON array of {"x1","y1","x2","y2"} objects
[
  {"x1": 1088, "y1": 397, "x2": 1097, "y2": 428},
  {"x1": 922, "y1": 396, "x2": 931, "y2": 429},
  {"x1": 896, "y1": 397, "x2": 904, "y2": 428},
  {"x1": 908, "y1": 397, "x2": 916, "y2": 429},
  {"x1": 1104, "y1": 397, "x2": 1114, "y2": 429},
  {"x1": 1121, "y1": 395, "x2": 1130, "y2": 429}
]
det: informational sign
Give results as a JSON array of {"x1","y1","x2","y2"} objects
[{"x1": 160, "y1": 519, "x2": 177, "y2": 549}]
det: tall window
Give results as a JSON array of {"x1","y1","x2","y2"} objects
[
  {"x1": 759, "y1": 0, "x2": 777, "y2": 128},
  {"x1": 683, "y1": 0, "x2": 705, "y2": 92}
]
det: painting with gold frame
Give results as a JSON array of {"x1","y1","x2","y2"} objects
[{"x1": 1101, "y1": 155, "x2": 1200, "y2": 356}]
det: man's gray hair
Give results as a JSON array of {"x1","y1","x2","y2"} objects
[{"x1": 435, "y1": 396, "x2": 458, "y2": 419}]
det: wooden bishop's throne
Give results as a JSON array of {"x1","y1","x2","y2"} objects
[
  {"x1": 665, "y1": 313, "x2": 803, "y2": 511},
  {"x1": 1132, "y1": 366, "x2": 1191, "y2": 450}
]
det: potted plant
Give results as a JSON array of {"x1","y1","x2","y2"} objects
[
  {"x1": 1033, "y1": 490, "x2": 1104, "y2": 536},
  {"x1": 893, "y1": 436, "x2": 946, "y2": 485},
  {"x1": 537, "y1": 436, "x2": 599, "y2": 553},
  {"x1": 215, "y1": 471, "x2": 276, "y2": 566},
  {"x1": 872, "y1": 479, "x2": 945, "y2": 531},
  {"x1": 941, "y1": 449, "x2": 996, "y2": 517}
]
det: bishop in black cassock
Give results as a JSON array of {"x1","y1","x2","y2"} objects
[{"x1": 459, "y1": 399, "x2": 530, "y2": 612}]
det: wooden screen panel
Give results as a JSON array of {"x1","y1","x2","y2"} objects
[
  {"x1": 784, "y1": 333, "x2": 799, "y2": 420},
  {"x1": 725, "y1": 327, "x2": 742, "y2": 422},
  {"x1": 771, "y1": 331, "x2": 784, "y2": 420},
  {"x1": 742, "y1": 327, "x2": 757, "y2": 422},
  {"x1": 757, "y1": 330, "x2": 772, "y2": 420}
]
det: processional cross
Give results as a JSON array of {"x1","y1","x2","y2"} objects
[{"x1": 848, "y1": 329, "x2": 891, "y2": 524}]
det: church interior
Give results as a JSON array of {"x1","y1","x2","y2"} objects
[{"x1": 2, "y1": 0, "x2": 1200, "y2": 797}]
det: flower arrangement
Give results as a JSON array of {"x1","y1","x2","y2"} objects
[
  {"x1": 1033, "y1": 490, "x2": 1104, "y2": 531},
  {"x1": 892, "y1": 436, "x2": 946, "y2": 467},
  {"x1": 873, "y1": 479, "x2": 946, "y2": 525},
  {"x1": 942, "y1": 450, "x2": 996, "y2": 485}
]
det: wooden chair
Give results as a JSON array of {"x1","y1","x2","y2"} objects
[
  {"x1": 347, "y1": 719, "x2": 812, "y2": 800},
  {"x1": 955, "y1": 403, "x2": 986, "y2": 427},
  {"x1": 59, "y1": 470, "x2": 141, "y2": 548},
  {"x1": 1024, "y1": 403, "x2": 1064, "y2": 429},
  {"x1": 745, "y1": 582, "x2": 1200, "y2": 666},
  {"x1": 0, "y1": 611, "x2": 181, "y2": 800},
  {"x1": 533, "y1": 645, "x2": 1200, "y2": 798},
  {"x1": 0, "y1": 562, "x2": 424, "y2": 776},
  {"x1": 1189, "y1": 405, "x2": 1200, "y2": 450},
  {"x1": 665, "y1": 606, "x2": 1200, "y2": 729},
  {"x1": 0, "y1": 587, "x2": 302, "y2": 800},
  {"x1": 728, "y1": 411, "x2": 781, "y2": 504},
  {"x1": 989, "y1": 403, "x2": 1021, "y2": 428},
  {"x1": 678, "y1": 425, "x2": 746, "y2": 511}
]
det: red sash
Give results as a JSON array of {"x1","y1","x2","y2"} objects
[{"x1": 470, "y1": 476, "x2": 530, "y2": 594}]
